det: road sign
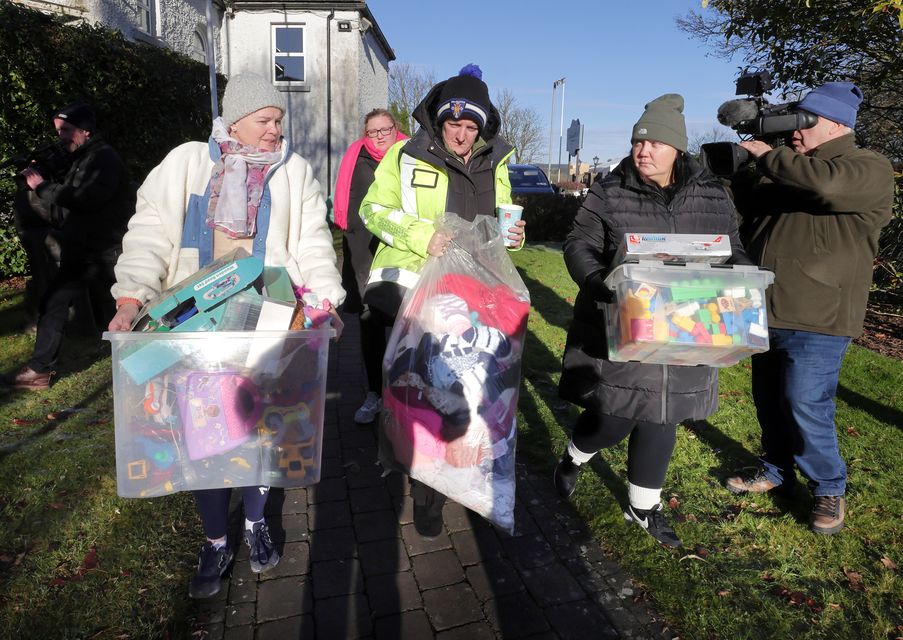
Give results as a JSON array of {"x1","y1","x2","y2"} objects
[{"x1": 566, "y1": 119, "x2": 583, "y2": 155}]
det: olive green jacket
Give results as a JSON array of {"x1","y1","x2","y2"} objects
[{"x1": 737, "y1": 134, "x2": 894, "y2": 337}]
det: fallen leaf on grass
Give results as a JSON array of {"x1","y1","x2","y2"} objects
[
  {"x1": 771, "y1": 586, "x2": 822, "y2": 612},
  {"x1": 668, "y1": 496, "x2": 681, "y2": 509},
  {"x1": 880, "y1": 557, "x2": 898, "y2": 570},
  {"x1": 47, "y1": 408, "x2": 85, "y2": 421},
  {"x1": 827, "y1": 603, "x2": 842, "y2": 610},
  {"x1": 679, "y1": 554, "x2": 707, "y2": 562},
  {"x1": 12, "y1": 418, "x2": 38, "y2": 426},
  {"x1": 846, "y1": 426, "x2": 860, "y2": 438},
  {"x1": 717, "y1": 589, "x2": 730, "y2": 597},
  {"x1": 49, "y1": 577, "x2": 68, "y2": 588},
  {"x1": 49, "y1": 502, "x2": 65, "y2": 510},
  {"x1": 843, "y1": 567, "x2": 866, "y2": 591}
]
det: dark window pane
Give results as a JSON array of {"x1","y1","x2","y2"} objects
[
  {"x1": 275, "y1": 57, "x2": 304, "y2": 82},
  {"x1": 275, "y1": 27, "x2": 303, "y2": 53}
]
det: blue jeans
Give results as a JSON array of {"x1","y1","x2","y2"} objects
[{"x1": 751, "y1": 328, "x2": 851, "y2": 496}]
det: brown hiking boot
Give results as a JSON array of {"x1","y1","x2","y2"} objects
[
  {"x1": 810, "y1": 495, "x2": 845, "y2": 535},
  {"x1": 4, "y1": 366, "x2": 53, "y2": 391},
  {"x1": 725, "y1": 469, "x2": 792, "y2": 495}
]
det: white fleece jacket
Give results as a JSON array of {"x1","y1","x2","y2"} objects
[{"x1": 112, "y1": 141, "x2": 344, "y2": 307}]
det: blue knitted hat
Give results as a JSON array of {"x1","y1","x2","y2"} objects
[{"x1": 797, "y1": 82, "x2": 863, "y2": 128}]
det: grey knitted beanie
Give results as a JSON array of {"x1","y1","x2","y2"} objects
[
  {"x1": 221, "y1": 73, "x2": 287, "y2": 127},
  {"x1": 631, "y1": 93, "x2": 688, "y2": 152}
]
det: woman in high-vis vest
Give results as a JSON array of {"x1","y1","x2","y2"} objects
[{"x1": 360, "y1": 64, "x2": 526, "y2": 537}]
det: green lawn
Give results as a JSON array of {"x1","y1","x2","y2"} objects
[
  {"x1": 512, "y1": 245, "x2": 903, "y2": 640},
  {"x1": 0, "y1": 246, "x2": 900, "y2": 639}
]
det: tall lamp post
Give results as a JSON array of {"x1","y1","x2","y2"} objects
[
  {"x1": 548, "y1": 77, "x2": 565, "y2": 180},
  {"x1": 556, "y1": 78, "x2": 566, "y2": 183},
  {"x1": 593, "y1": 155, "x2": 599, "y2": 172}
]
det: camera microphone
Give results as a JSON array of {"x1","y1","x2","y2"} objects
[{"x1": 716, "y1": 99, "x2": 760, "y2": 128}]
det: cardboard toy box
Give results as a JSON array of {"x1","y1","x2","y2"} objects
[
  {"x1": 103, "y1": 328, "x2": 334, "y2": 497},
  {"x1": 614, "y1": 233, "x2": 732, "y2": 265},
  {"x1": 603, "y1": 261, "x2": 774, "y2": 367}
]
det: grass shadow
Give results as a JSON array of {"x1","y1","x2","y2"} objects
[{"x1": 837, "y1": 384, "x2": 903, "y2": 430}]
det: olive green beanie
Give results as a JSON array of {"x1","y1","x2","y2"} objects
[{"x1": 631, "y1": 93, "x2": 688, "y2": 152}]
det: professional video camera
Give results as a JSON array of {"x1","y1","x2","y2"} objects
[
  {"x1": 701, "y1": 69, "x2": 818, "y2": 175},
  {"x1": 0, "y1": 139, "x2": 71, "y2": 181}
]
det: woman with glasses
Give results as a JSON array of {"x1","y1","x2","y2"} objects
[{"x1": 333, "y1": 109, "x2": 408, "y2": 424}]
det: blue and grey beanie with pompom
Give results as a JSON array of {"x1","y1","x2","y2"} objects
[{"x1": 436, "y1": 64, "x2": 491, "y2": 130}]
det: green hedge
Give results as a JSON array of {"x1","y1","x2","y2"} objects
[{"x1": 0, "y1": 0, "x2": 222, "y2": 277}]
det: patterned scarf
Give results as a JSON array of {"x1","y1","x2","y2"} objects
[{"x1": 207, "y1": 118, "x2": 283, "y2": 238}]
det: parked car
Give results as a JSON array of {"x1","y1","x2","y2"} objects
[{"x1": 507, "y1": 164, "x2": 555, "y2": 195}]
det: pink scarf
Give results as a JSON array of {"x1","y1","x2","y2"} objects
[{"x1": 333, "y1": 131, "x2": 408, "y2": 230}]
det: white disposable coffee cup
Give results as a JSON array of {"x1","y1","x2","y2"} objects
[{"x1": 497, "y1": 204, "x2": 523, "y2": 247}]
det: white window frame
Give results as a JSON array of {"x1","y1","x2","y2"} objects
[
  {"x1": 190, "y1": 29, "x2": 208, "y2": 64},
  {"x1": 271, "y1": 24, "x2": 307, "y2": 89},
  {"x1": 136, "y1": 0, "x2": 156, "y2": 35}
]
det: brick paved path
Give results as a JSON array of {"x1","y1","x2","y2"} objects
[{"x1": 192, "y1": 315, "x2": 674, "y2": 639}]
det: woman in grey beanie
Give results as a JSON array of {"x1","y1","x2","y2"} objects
[
  {"x1": 108, "y1": 72, "x2": 344, "y2": 598},
  {"x1": 553, "y1": 93, "x2": 752, "y2": 549}
]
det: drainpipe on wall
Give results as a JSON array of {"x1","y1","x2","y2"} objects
[
  {"x1": 326, "y1": 9, "x2": 334, "y2": 195},
  {"x1": 205, "y1": 0, "x2": 219, "y2": 123}
]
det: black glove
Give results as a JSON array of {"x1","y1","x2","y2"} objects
[{"x1": 585, "y1": 271, "x2": 615, "y2": 303}]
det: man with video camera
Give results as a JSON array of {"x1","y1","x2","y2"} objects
[
  {"x1": 723, "y1": 82, "x2": 894, "y2": 535},
  {"x1": 5, "y1": 103, "x2": 134, "y2": 390}
]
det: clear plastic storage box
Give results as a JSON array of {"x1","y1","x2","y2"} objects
[
  {"x1": 603, "y1": 261, "x2": 775, "y2": 367},
  {"x1": 103, "y1": 329, "x2": 332, "y2": 498}
]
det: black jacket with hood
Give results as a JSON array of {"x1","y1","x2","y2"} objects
[{"x1": 559, "y1": 154, "x2": 752, "y2": 425}]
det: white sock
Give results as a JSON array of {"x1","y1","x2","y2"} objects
[
  {"x1": 208, "y1": 535, "x2": 227, "y2": 550},
  {"x1": 628, "y1": 483, "x2": 662, "y2": 511},
  {"x1": 245, "y1": 518, "x2": 263, "y2": 532},
  {"x1": 567, "y1": 440, "x2": 596, "y2": 465}
]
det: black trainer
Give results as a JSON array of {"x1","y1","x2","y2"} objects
[
  {"x1": 553, "y1": 451, "x2": 580, "y2": 498},
  {"x1": 244, "y1": 521, "x2": 280, "y2": 573},
  {"x1": 188, "y1": 541, "x2": 234, "y2": 599},
  {"x1": 624, "y1": 503, "x2": 682, "y2": 548}
]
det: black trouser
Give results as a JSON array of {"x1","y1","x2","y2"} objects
[
  {"x1": 359, "y1": 304, "x2": 392, "y2": 395},
  {"x1": 572, "y1": 411, "x2": 677, "y2": 489},
  {"x1": 27, "y1": 259, "x2": 116, "y2": 373},
  {"x1": 193, "y1": 487, "x2": 270, "y2": 540}
]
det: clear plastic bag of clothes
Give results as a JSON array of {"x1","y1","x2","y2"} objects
[{"x1": 379, "y1": 213, "x2": 531, "y2": 534}]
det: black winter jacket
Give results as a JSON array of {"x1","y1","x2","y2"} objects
[
  {"x1": 33, "y1": 134, "x2": 134, "y2": 265},
  {"x1": 340, "y1": 147, "x2": 380, "y2": 313},
  {"x1": 559, "y1": 155, "x2": 752, "y2": 425}
]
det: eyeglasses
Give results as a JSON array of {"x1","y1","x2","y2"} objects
[{"x1": 365, "y1": 125, "x2": 395, "y2": 138}]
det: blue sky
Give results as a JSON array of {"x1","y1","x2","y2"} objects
[{"x1": 366, "y1": 0, "x2": 745, "y2": 167}]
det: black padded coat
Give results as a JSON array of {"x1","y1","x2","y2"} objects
[{"x1": 558, "y1": 154, "x2": 752, "y2": 425}]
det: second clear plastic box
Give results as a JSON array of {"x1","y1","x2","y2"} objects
[
  {"x1": 103, "y1": 329, "x2": 333, "y2": 498},
  {"x1": 603, "y1": 261, "x2": 774, "y2": 367}
]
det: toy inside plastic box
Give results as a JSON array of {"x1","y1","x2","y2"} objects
[
  {"x1": 103, "y1": 328, "x2": 333, "y2": 497},
  {"x1": 603, "y1": 261, "x2": 774, "y2": 367}
]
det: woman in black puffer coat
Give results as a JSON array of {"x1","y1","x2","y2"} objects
[{"x1": 554, "y1": 94, "x2": 752, "y2": 548}]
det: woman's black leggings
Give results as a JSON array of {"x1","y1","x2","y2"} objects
[
  {"x1": 193, "y1": 486, "x2": 270, "y2": 540},
  {"x1": 360, "y1": 304, "x2": 392, "y2": 394},
  {"x1": 572, "y1": 411, "x2": 677, "y2": 489}
]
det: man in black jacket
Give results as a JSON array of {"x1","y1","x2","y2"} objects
[{"x1": 5, "y1": 103, "x2": 135, "y2": 390}]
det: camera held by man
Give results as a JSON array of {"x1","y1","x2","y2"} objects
[
  {"x1": 717, "y1": 79, "x2": 895, "y2": 536},
  {"x1": 701, "y1": 69, "x2": 820, "y2": 176}
]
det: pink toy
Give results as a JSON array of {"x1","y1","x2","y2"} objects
[{"x1": 175, "y1": 371, "x2": 263, "y2": 460}]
